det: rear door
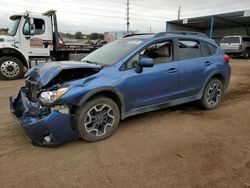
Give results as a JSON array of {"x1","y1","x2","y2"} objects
[{"x1": 177, "y1": 39, "x2": 209, "y2": 98}]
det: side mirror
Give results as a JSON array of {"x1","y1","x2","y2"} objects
[
  {"x1": 138, "y1": 57, "x2": 154, "y2": 67},
  {"x1": 136, "y1": 57, "x2": 154, "y2": 73}
]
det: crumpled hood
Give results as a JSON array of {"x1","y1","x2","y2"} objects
[{"x1": 25, "y1": 61, "x2": 101, "y2": 87}]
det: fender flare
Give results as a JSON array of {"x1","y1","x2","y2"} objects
[
  {"x1": 197, "y1": 70, "x2": 226, "y2": 99},
  {"x1": 78, "y1": 86, "x2": 126, "y2": 119},
  {"x1": 0, "y1": 46, "x2": 29, "y2": 68}
]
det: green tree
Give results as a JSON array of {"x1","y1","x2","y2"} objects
[
  {"x1": 87, "y1": 33, "x2": 104, "y2": 40},
  {"x1": 88, "y1": 33, "x2": 99, "y2": 40},
  {"x1": 65, "y1": 33, "x2": 74, "y2": 39},
  {"x1": 98, "y1": 33, "x2": 104, "y2": 40},
  {"x1": 74, "y1": 31, "x2": 83, "y2": 39}
]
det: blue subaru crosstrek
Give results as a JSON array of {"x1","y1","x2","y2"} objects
[{"x1": 10, "y1": 32, "x2": 231, "y2": 147}]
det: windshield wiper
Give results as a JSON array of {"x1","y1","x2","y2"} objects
[
  {"x1": 82, "y1": 60, "x2": 99, "y2": 65},
  {"x1": 82, "y1": 60, "x2": 105, "y2": 69}
]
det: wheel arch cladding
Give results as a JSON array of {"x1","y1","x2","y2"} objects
[
  {"x1": 198, "y1": 72, "x2": 226, "y2": 99},
  {"x1": 210, "y1": 73, "x2": 225, "y2": 85},
  {"x1": 0, "y1": 48, "x2": 28, "y2": 68},
  {"x1": 78, "y1": 87, "x2": 125, "y2": 119}
]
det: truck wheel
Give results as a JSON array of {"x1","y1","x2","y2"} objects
[
  {"x1": 0, "y1": 56, "x2": 24, "y2": 80},
  {"x1": 199, "y1": 79, "x2": 224, "y2": 110},
  {"x1": 76, "y1": 96, "x2": 120, "y2": 142}
]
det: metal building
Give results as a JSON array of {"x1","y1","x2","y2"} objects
[{"x1": 166, "y1": 10, "x2": 250, "y2": 43}]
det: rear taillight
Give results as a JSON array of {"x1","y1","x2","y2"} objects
[{"x1": 224, "y1": 54, "x2": 230, "y2": 63}]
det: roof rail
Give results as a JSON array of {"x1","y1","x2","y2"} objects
[
  {"x1": 123, "y1": 33, "x2": 154, "y2": 38},
  {"x1": 155, "y1": 31, "x2": 208, "y2": 38}
]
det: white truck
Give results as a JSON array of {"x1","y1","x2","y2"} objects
[{"x1": 0, "y1": 10, "x2": 96, "y2": 80}]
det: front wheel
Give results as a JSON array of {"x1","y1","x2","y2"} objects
[
  {"x1": 0, "y1": 56, "x2": 24, "y2": 80},
  {"x1": 76, "y1": 96, "x2": 120, "y2": 142},
  {"x1": 199, "y1": 79, "x2": 224, "y2": 110}
]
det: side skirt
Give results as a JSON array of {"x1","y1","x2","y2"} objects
[{"x1": 122, "y1": 95, "x2": 200, "y2": 119}]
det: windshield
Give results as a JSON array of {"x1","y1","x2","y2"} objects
[
  {"x1": 82, "y1": 38, "x2": 145, "y2": 66},
  {"x1": 221, "y1": 37, "x2": 240, "y2": 44},
  {"x1": 7, "y1": 18, "x2": 21, "y2": 36}
]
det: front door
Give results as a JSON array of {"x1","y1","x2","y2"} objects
[
  {"x1": 121, "y1": 41, "x2": 179, "y2": 111},
  {"x1": 20, "y1": 16, "x2": 52, "y2": 57}
]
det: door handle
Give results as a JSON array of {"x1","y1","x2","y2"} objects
[
  {"x1": 167, "y1": 68, "x2": 177, "y2": 73},
  {"x1": 204, "y1": 61, "x2": 212, "y2": 66}
]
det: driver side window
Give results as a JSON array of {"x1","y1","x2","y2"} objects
[
  {"x1": 23, "y1": 18, "x2": 45, "y2": 35},
  {"x1": 123, "y1": 41, "x2": 173, "y2": 70}
]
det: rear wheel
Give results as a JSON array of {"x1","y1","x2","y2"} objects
[
  {"x1": 244, "y1": 49, "x2": 250, "y2": 59},
  {"x1": 0, "y1": 56, "x2": 24, "y2": 80},
  {"x1": 76, "y1": 96, "x2": 120, "y2": 142},
  {"x1": 199, "y1": 79, "x2": 224, "y2": 110}
]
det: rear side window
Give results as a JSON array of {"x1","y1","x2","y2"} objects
[
  {"x1": 201, "y1": 42, "x2": 217, "y2": 57},
  {"x1": 178, "y1": 40, "x2": 202, "y2": 60},
  {"x1": 207, "y1": 43, "x2": 217, "y2": 55},
  {"x1": 243, "y1": 37, "x2": 250, "y2": 42},
  {"x1": 221, "y1": 37, "x2": 240, "y2": 43}
]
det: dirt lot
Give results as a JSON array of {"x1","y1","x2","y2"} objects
[{"x1": 0, "y1": 59, "x2": 250, "y2": 188}]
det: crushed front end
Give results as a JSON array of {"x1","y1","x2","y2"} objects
[
  {"x1": 9, "y1": 79, "x2": 80, "y2": 147},
  {"x1": 9, "y1": 61, "x2": 102, "y2": 146}
]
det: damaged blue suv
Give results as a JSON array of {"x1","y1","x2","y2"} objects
[{"x1": 10, "y1": 32, "x2": 231, "y2": 146}]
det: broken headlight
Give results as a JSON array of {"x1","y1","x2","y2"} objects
[{"x1": 39, "y1": 87, "x2": 69, "y2": 104}]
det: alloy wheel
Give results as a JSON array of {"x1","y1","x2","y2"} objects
[
  {"x1": 206, "y1": 83, "x2": 222, "y2": 106},
  {"x1": 84, "y1": 104, "x2": 115, "y2": 136}
]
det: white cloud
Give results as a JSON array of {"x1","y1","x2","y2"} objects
[{"x1": 0, "y1": 0, "x2": 249, "y2": 33}]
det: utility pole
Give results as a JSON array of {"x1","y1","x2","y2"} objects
[
  {"x1": 126, "y1": 0, "x2": 130, "y2": 35},
  {"x1": 178, "y1": 6, "x2": 181, "y2": 20}
]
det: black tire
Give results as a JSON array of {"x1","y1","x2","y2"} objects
[
  {"x1": 0, "y1": 56, "x2": 24, "y2": 80},
  {"x1": 244, "y1": 49, "x2": 250, "y2": 59},
  {"x1": 76, "y1": 96, "x2": 120, "y2": 142},
  {"x1": 199, "y1": 79, "x2": 224, "y2": 110}
]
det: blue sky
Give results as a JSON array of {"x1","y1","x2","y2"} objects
[{"x1": 0, "y1": 0, "x2": 249, "y2": 33}]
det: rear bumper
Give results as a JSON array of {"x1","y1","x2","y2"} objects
[
  {"x1": 224, "y1": 49, "x2": 244, "y2": 56},
  {"x1": 10, "y1": 90, "x2": 80, "y2": 147}
]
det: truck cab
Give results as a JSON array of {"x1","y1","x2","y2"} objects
[
  {"x1": 0, "y1": 10, "x2": 96, "y2": 80},
  {"x1": 0, "y1": 11, "x2": 57, "y2": 80},
  {"x1": 13, "y1": 12, "x2": 53, "y2": 58}
]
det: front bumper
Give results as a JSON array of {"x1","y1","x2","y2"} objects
[{"x1": 10, "y1": 90, "x2": 80, "y2": 147}]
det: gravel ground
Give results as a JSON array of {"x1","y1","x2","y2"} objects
[{"x1": 0, "y1": 59, "x2": 250, "y2": 188}]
